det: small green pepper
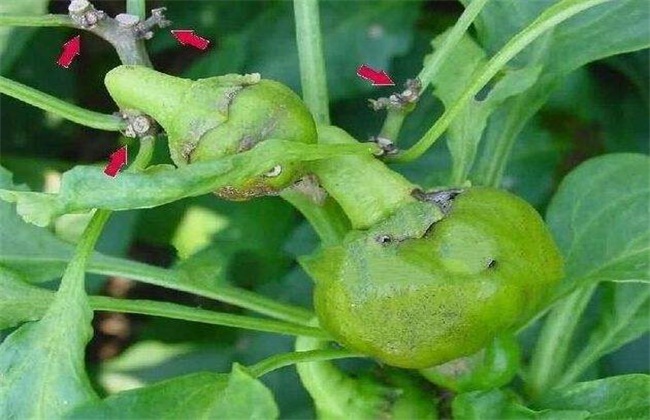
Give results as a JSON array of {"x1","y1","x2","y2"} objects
[
  {"x1": 420, "y1": 334, "x2": 520, "y2": 392},
  {"x1": 104, "y1": 65, "x2": 317, "y2": 199},
  {"x1": 295, "y1": 327, "x2": 438, "y2": 419},
  {"x1": 302, "y1": 127, "x2": 564, "y2": 369}
]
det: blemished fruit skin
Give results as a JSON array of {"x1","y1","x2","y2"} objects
[
  {"x1": 104, "y1": 65, "x2": 317, "y2": 199},
  {"x1": 420, "y1": 334, "x2": 521, "y2": 391},
  {"x1": 301, "y1": 187, "x2": 564, "y2": 369}
]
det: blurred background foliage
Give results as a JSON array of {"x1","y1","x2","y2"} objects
[{"x1": 0, "y1": 0, "x2": 648, "y2": 417}]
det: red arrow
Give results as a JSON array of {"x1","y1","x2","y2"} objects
[
  {"x1": 357, "y1": 64, "x2": 395, "y2": 86},
  {"x1": 171, "y1": 30, "x2": 210, "y2": 50},
  {"x1": 57, "y1": 35, "x2": 81, "y2": 68},
  {"x1": 104, "y1": 146, "x2": 128, "y2": 177}
]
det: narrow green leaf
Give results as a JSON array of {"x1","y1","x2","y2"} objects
[
  {"x1": 545, "y1": 153, "x2": 650, "y2": 293},
  {"x1": 537, "y1": 374, "x2": 650, "y2": 419},
  {"x1": 0, "y1": 267, "x2": 50, "y2": 330},
  {"x1": 0, "y1": 165, "x2": 77, "y2": 282},
  {"x1": 0, "y1": 140, "x2": 373, "y2": 227},
  {"x1": 557, "y1": 283, "x2": 650, "y2": 386},
  {"x1": 428, "y1": 31, "x2": 541, "y2": 184},
  {"x1": 0, "y1": 209, "x2": 109, "y2": 418},
  {"x1": 67, "y1": 364, "x2": 279, "y2": 419},
  {"x1": 452, "y1": 389, "x2": 589, "y2": 420},
  {"x1": 470, "y1": 0, "x2": 650, "y2": 186}
]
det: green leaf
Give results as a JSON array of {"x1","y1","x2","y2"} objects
[
  {"x1": 0, "y1": 165, "x2": 78, "y2": 282},
  {"x1": 545, "y1": 153, "x2": 650, "y2": 292},
  {"x1": 0, "y1": 222, "x2": 100, "y2": 417},
  {"x1": 537, "y1": 374, "x2": 650, "y2": 419},
  {"x1": 429, "y1": 31, "x2": 541, "y2": 184},
  {"x1": 0, "y1": 140, "x2": 372, "y2": 227},
  {"x1": 0, "y1": 267, "x2": 51, "y2": 330},
  {"x1": 470, "y1": 0, "x2": 650, "y2": 186},
  {"x1": 186, "y1": 1, "x2": 421, "y2": 102},
  {"x1": 67, "y1": 364, "x2": 279, "y2": 419},
  {"x1": 452, "y1": 389, "x2": 589, "y2": 420},
  {"x1": 0, "y1": 165, "x2": 127, "y2": 287},
  {"x1": 0, "y1": 0, "x2": 49, "y2": 74},
  {"x1": 557, "y1": 282, "x2": 650, "y2": 386}
]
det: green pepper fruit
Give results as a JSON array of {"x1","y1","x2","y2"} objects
[
  {"x1": 420, "y1": 334, "x2": 520, "y2": 392},
  {"x1": 295, "y1": 328, "x2": 438, "y2": 419},
  {"x1": 301, "y1": 166, "x2": 563, "y2": 369},
  {"x1": 104, "y1": 65, "x2": 317, "y2": 199}
]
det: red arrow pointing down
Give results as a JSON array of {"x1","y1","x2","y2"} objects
[
  {"x1": 57, "y1": 35, "x2": 81, "y2": 68},
  {"x1": 171, "y1": 30, "x2": 210, "y2": 50},
  {"x1": 357, "y1": 64, "x2": 395, "y2": 86},
  {"x1": 104, "y1": 146, "x2": 127, "y2": 177}
]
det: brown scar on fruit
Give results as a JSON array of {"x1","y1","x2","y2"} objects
[
  {"x1": 180, "y1": 141, "x2": 198, "y2": 163},
  {"x1": 412, "y1": 188, "x2": 465, "y2": 214},
  {"x1": 236, "y1": 117, "x2": 280, "y2": 152},
  {"x1": 217, "y1": 86, "x2": 244, "y2": 115}
]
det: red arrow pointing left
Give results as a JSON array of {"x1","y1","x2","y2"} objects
[
  {"x1": 104, "y1": 146, "x2": 128, "y2": 177},
  {"x1": 171, "y1": 30, "x2": 210, "y2": 50},
  {"x1": 57, "y1": 35, "x2": 81, "y2": 68}
]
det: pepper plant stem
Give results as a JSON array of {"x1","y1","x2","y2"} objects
[
  {"x1": 126, "y1": 0, "x2": 146, "y2": 20},
  {"x1": 0, "y1": 76, "x2": 126, "y2": 131},
  {"x1": 0, "y1": 14, "x2": 73, "y2": 27},
  {"x1": 311, "y1": 126, "x2": 416, "y2": 230},
  {"x1": 388, "y1": 0, "x2": 613, "y2": 163},
  {"x1": 280, "y1": 189, "x2": 350, "y2": 246},
  {"x1": 375, "y1": 0, "x2": 487, "y2": 144},
  {"x1": 248, "y1": 349, "x2": 361, "y2": 378},
  {"x1": 89, "y1": 296, "x2": 330, "y2": 339},
  {"x1": 87, "y1": 255, "x2": 316, "y2": 325},
  {"x1": 416, "y1": 0, "x2": 489, "y2": 92},
  {"x1": 59, "y1": 210, "x2": 111, "y2": 297},
  {"x1": 293, "y1": 0, "x2": 330, "y2": 125},
  {"x1": 526, "y1": 284, "x2": 597, "y2": 399}
]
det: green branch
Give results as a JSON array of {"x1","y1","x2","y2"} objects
[
  {"x1": 375, "y1": 0, "x2": 488, "y2": 144},
  {"x1": 388, "y1": 0, "x2": 612, "y2": 163},
  {"x1": 280, "y1": 187, "x2": 350, "y2": 246},
  {"x1": 0, "y1": 14, "x2": 73, "y2": 27},
  {"x1": 248, "y1": 348, "x2": 361, "y2": 378},
  {"x1": 126, "y1": 0, "x2": 146, "y2": 21},
  {"x1": 89, "y1": 296, "x2": 330, "y2": 339},
  {"x1": 87, "y1": 255, "x2": 316, "y2": 325},
  {"x1": 293, "y1": 0, "x2": 330, "y2": 125},
  {"x1": 0, "y1": 76, "x2": 126, "y2": 131},
  {"x1": 59, "y1": 210, "x2": 111, "y2": 297},
  {"x1": 417, "y1": 0, "x2": 489, "y2": 91}
]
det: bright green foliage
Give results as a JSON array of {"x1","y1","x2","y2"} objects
[
  {"x1": 452, "y1": 389, "x2": 589, "y2": 419},
  {"x1": 68, "y1": 365, "x2": 279, "y2": 419},
  {"x1": 0, "y1": 268, "x2": 51, "y2": 330},
  {"x1": 0, "y1": 212, "x2": 103, "y2": 418},
  {"x1": 428, "y1": 31, "x2": 541, "y2": 185},
  {"x1": 536, "y1": 374, "x2": 650, "y2": 418},
  {"x1": 0, "y1": 140, "x2": 372, "y2": 227},
  {"x1": 0, "y1": 0, "x2": 648, "y2": 417},
  {"x1": 469, "y1": 0, "x2": 650, "y2": 185},
  {"x1": 303, "y1": 187, "x2": 563, "y2": 368},
  {"x1": 546, "y1": 153, "x2": 650, "y2": 292}
]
